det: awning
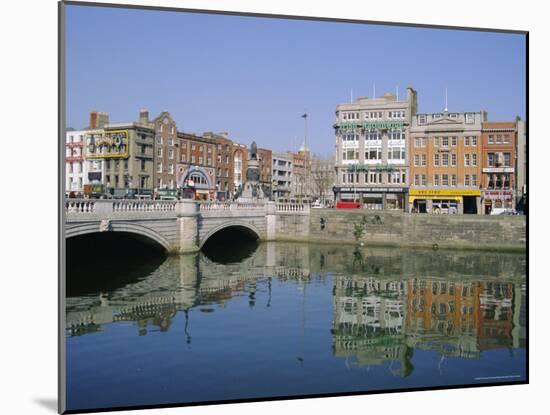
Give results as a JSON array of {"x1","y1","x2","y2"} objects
[{"x1": 409, "y1": 196, "x2": 462, "y2": 203}]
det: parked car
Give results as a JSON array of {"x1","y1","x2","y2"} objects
[
  {"x1": 311, "y1": 200, "x2": 323, "y2": 209},
  {"x1": 490, "y1": 207, "x2": 517, "y2": 215},
  {"x1": 336, "y1": 201, "x2": 362, "y2": 209}
]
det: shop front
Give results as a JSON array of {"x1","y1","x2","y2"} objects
[
  {"x1": 481, "y1": 190, "x2": 514, "y2": 214},
  {"x1": 409, "y1": 189, "x2": 481, "y2": 214},
  {"x1": 334, "y1": 186, "x2": 408, "y2": 210}
]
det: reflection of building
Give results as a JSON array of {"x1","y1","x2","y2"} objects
[
  {"x1": 333, "y1": 88, "x2": 417, "y2": 210},
  {"x1": 409, "y1": 110, "x2": 485, "y2": 214},
  {"x1": 332, "y1": 272, "x2": 522, "y2": 373},
  {"x1": 480, "y1": 122, "x2": 517, "y2": 213}
]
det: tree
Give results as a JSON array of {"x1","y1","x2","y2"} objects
[{"x1": 310, "y1": 154, "x2": 335, "y2": 203}]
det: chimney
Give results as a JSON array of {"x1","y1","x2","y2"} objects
[
  {"x1": 88, "y1": 111, "x2": 109, "y2": 129},
  {"x1": 139, "y1": 109, "x2": 149, "y2": 125}
]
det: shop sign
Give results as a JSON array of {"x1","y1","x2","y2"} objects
[
  {"x1": 337, "y1": 187, "x2": 407, "y2": 193},
  {"x1": 85, "y1": 130, "x2": 130, "y2": 159},
  {"x1": 483, "y1": 191, "x2": 513, "y2": 200},
  {"x1": 482, "y1": 167, "x2": 514, "y2": 173},
  {"x1": 348, "y1": 164, "x2": 399, "y2": 172},
  {"x1": 409, "y1": 189, "x2": 481, "y2": 197},
  {"x1": 337, "y1": 121, "x2": 405, "y2": 130}
]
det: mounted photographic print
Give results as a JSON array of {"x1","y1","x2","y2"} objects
[{"x1": 59, "y1": 1, "x2": 528, "y2": 413}]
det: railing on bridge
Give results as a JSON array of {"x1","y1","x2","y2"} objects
[
  {"x1": 66, "y1": 199, "x2": 310, "y2": 216},
  {"x1": 276, "y1": 203, "x2": 310, "y2": 213},
  {"x1": 65, "y1": 199, "x2": 177, "y2": 214},
  {"x1": 197, "y1": 201, "x2": 266, "y2": 211}
]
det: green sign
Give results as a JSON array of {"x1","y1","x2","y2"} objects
[
  {"x1": 348, "y1": 164, "x2": 398, "y2": 172},
  {"x1": 336, "y1": 121, "x2": 404, "y2": 130}
]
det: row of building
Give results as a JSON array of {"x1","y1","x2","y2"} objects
[
  {"x1": 334, "y1": 87, "x2": 527, "y2": 213},
  {"x1": 65, "y1": 110, "x2": 315, "y2": 201}
]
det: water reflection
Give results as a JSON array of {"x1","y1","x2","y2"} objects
[
  {"x1": 67, "y1": 243, "x2": 525, "y2": 360},
  {"x1": 66, "y1": 241, "x2": 525, "y2": 415}
]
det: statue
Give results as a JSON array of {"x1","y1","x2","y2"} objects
[{"x1": 250, "y1": 141, "x2": 258, "y2": 160}]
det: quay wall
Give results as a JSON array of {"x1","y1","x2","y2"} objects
[{"x1": 275, "y1": 209, "x2": 526, "y2": 252}]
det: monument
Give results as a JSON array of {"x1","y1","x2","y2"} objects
[{"x1": 237, "y1": 141, "x2": 267, "y2": 201}]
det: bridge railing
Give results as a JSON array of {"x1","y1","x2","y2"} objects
[
  {"x1": 65, "y1": 199, "x2": 97, "y2": 213},
  {"x1": 198, "y1": 201, "x2": 266, "y2": 211},
  {"x1": 276, "y1": 203, "x2": 310, "y2": 213},
  {"x1": 65, "y1": 199, "x2": 177, "y2": 215},
  {"x1": 112, "y1": 200, "x2": 177, "y2": 212}
]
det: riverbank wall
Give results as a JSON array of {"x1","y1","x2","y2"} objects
[{"x1": 275, "y1": 209, "x2": 526, "y2": 252}]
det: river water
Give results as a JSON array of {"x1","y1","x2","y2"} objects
[{"x1": 65, "y1": 242, "x2": 527, "y2": 411}]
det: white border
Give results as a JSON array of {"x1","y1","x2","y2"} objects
[{"x1": 2, "y1": 1, "x2": 546, "y2": 414}]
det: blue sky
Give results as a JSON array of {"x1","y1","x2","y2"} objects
[{"x1": 66, "y1": 4, "x2": 526, "y2": 156}]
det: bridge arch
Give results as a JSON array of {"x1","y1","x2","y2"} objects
[
  {"x1": 199, "y1": 220, "x2": 262, "y2": 248},
  {"x1": 66, "y1": 222, "x2": 173, "y2": 252}
]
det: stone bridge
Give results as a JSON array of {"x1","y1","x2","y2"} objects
[{"x1": 65, "y1": 199, "x2": 309, "y2": 253}]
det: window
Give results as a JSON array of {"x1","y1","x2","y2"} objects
[
  {"x1": 169, "y1": 164, "x2": 174, "y2": 174},
  {"x1": 464, "y1": 136, "x2": 470, "y2": 146},
  {"x1": 488, "y1": 153, "x2": 495, "y2": 166},
  {"x1": 421, "y1": 174, "x2": 427, "y2": 186},
  {"x1": 199, "y1": 156, "x2": 203, "y2": 164},
  {"x1": 415, "y1": 138, "x2": 420, "y2": 147},
  {"x1": 434, "y1": 154, "x2": 440, "y2": 166},
  {"x1": 451, "y1": 153, "x2": 456, "y2": 166},
  {"x1": 464, "y1": 154, "x2": 470, "y2": 166},
  {"x1": 168, "y1": 149, "x2": 174, "y2": 159},
  {"x1": 451, "y1": 136, "x2": 457, "y2": 146},
  {"x1": 472, "y1": 154, "x2": 477, "y2": 166},
  {"x1": 504, "y1": 174, "x2": 510, "y2": 189},
  {"x1": 106, "y1": 160, "x2": 111, "y2": 169},
  {"x1": 442, "y1": 153, "x2": 449, "y2": 166},
  {"x1": 191, "y1": 155, "x2": 195, "y2": 163},
  {"x1": 504, "y1": 153, "x2": 511, "y2": 166},
  {"x1": 472, "y1": 136, "x2": 478, "y2": 146},
  {"x1": 140, "y1": 160, "x2": 146, "y2": 171},
  {"x1": 124, "y1": 160, "x2": 128, "y2": 170},
  {"x1": 472, "y1": 174, "x2": 478, "y2": 186},
  {"x1": 414, "y1": 154, "x2": 420, "y2": 166},
  {"x1": 156, "y1": 136, "x2": 162, "y2": 144},
  {"x1": 434, "y1": 174, "x2": 439, "y2": 186},
  {"x1": 465, "y1": 174, "x2": 470, "y2": 186},
  {"x1": 488, "y1": 135, "x2": 494, "y2": 144},
  {"x1": 157, "y1": 147, "x2": 162, "y2": 157},
  {"x1": 442, "y1": 174, "x2": 449, "y2": 186},
  {"x1": 414, "y1": 174, "x2": 420, "y2": 186},
  {"x1": 503, "y1": 135, "x2": 510, "y2": 144},
  {"x1": 465, "y1": 113, "x2": 475, "y2": 124},
  {"x1": 157, "y1": 162, "x2": 162, "y2": 173},
  {"x1": 422, "y1": 154, "x2": 427, "y2": 166},
  {"x1": 451, "y1": 174, "x2": 457, "y2": 186},
  {"x1": 442, "y1": 137, "x2": 449, "y2": 147},
  {"x1": 434, "y1": 137, "x2": 440, "y2": 147},
  {"x1": 496, "y1": 134, "x2": 502, "y2": 144}
]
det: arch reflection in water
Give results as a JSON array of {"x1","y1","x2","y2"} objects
[{"x1": 65, "y1": 242, "x2": 526, "y2": 410}]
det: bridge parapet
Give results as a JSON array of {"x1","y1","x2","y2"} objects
[
  {"x1": 66, "y1": 199, "x2": 178, "y2": 221},
  {"x1": 276, "y1": 203, "x2": 310, "y2": 214}
]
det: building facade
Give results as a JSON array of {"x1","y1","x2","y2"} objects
[
  {"x1": 151, "y1": 111, "x2": 178, "y2": 190},
  {"x1": 204, "y1": 132, "x2": 233, "y2": 200},
  {"x1": 310, "y1": 156, "x2": 335, "y2": 205},
  {"x1": 232, "y1": 143, "x2": 248, "y2": 196},
  {"x1": 177, "y1": 132, "x2": 217, "y2": 200},
  {"x1": 515, "y1": 119, "x2": 527, "y2": 212},
  {"x1": 409, "y1": 110, "x2": 486, "y2": 214},
  {"x1": 272, "y1": 152, "x2": 293, "y2": 200},
  {"x1": 333, "y1": 87, "x2": 417, "y2": 210},
  {"x1": 480, "y1": 122, "x2": 517, "y2": 213},
  {"x1": 257, "y1": 148, "x2": 273, "y2": 198},
  {"x1": 65, "y1": 129, "x2": 87, "y2": 193}
]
